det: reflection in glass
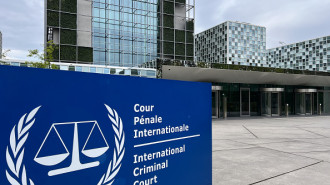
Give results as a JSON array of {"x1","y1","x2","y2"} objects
[
  {"x1": 271, "y1": 93, "x2": 279, "y2": 116},
  {"x1": 241, "y1": 89, "x2": 250, "y2": 116}
]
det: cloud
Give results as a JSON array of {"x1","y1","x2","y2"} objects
[
  {"x1": 195, "y1": 0, "x2": 330, "y2": 49},
  {"x1": 6, "y1": 49, "x2": 39, "y2": 62},
  {"x1": 0, "y1": 0, "x2": 44, "y2": 59},
  {"x1": 1, "y1": 0, "x2": 330, "y2": 60}
]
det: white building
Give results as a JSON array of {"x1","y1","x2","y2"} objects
[
  {"x1": 195, "y1": 21, "x2": 267, "y2": 66},
  {"x1": 267, "y1": 36, "x2": 330, "y2": 72}
]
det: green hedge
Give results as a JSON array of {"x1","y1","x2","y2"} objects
[
  {"x1": 69, "y1": 66, "x2": 75, "y2": 71},
  {"x1": 186, "y1": 44, "x2": 193, "y2": 56},
  {"x1": 163, "y1": 15, "x2": 174, "y2": 28},
  {"x1": 53, "y1": 45, "x2": 59, "y2": 60},
  {"x1": 186, "y1": 20, "x2": 194, "y2": 31},
  {"x1": 47, "y1": 11, "x2": 59, "y2": 27},
  {"x1": 131, "y1": 69, "x2": 139, "y2": 76},
  {"x1": 175, "y1": 0, "x2": 185, "y2": 4},
  {"x1": 175, "y1": 43, "x2": 185, "y2": 56},
  {"x1": 164, "y1": 1, "x2": 174, "y2": 14},
  {"x1": 186, "y1": 57, "x2": 194, "y2": 61},
  {"x1": 110, "y1": 68, "x2": 116, "y2": 74},
  {"x1": 186, "y1": 31, "x2": 194, "y2": 43},
  {"x1": 164, "y1": 28, "x2": 174, "y2": 41},
  {"x1": 176, "y1": 56, "x2": 186, "y2": 60},
  {"x1": 164, "y1": 42, "x2": 174, "y2": 55},
  {"x1": 61, "y1": 0, "x2": 77, "y2": 13},
  {"x1": 61, "y1": 13, "x2": 77, "y2": 29},
  {"x1": 78, "y1": 47, "x2": 93, "y2": 63},
  {"x1": 47, "y1": 0, "x2": 59, "y2": 10},
  {"x1": 60, "y1": 29, "x2": 76, "y2": 45},
  {"x1": 60, "y1": 45, "x2": 76, "y2": 61},
  {"x1": 175, "y1": 30, "x2": 185, "y2": 43}
]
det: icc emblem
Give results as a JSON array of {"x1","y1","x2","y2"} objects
[{"x1": 5, "y1": 105, "x2": 125, "y2": 185}]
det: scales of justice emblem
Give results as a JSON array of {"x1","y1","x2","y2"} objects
[{"x1": 34, "y1": 121, "x2": 109, "y2": 176}]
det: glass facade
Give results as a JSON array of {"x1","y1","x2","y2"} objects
[
  {"x1": 228, "y1": 22, "x2": 266, "y2": 66},
  {"x1": 0, "y1": 60, "x2": 157, "y2": 78},
  {"x1": 267, "y1": 36, "x2": 330, "y2": 72},
  {"x1": 46, "y1": 0, "x2": 195, "y2": 67},
  {"x1": 195, "y1": 21, "x2": 267, "y2": 66},
  {"x1": 92, "y1": 0, "x2": 158, "y2": 66},
  {"x1": 212, "y1": 83, "x2": 329, "y2": 118}
]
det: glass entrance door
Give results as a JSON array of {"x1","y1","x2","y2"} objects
[
  {"x1": 295, "y1": 93, "x2": 305, "y2": 115},
  {"x1": 212, "y1": 91, "x2": 219, "y2": 118},
  {"x1": 305, "y1": 93, "x2": 312, "y2": 115},
  {"x1": 271, "y1": 93, "x2": 280, "y2": 116},
  {"x1": 295, "y1": 92, "x2": 317, "y2": 115},
  {"x1": 240, "y1": 88, "x2": 250, "y2": 116},
  {"x1": 261, "y1": 92, "x2": 271, "y2": 116}
]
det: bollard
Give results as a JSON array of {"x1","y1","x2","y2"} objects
[
  {"x1": 285, "y1": 104, "x2": 289, "y2": 117},
  {"x1": 319, "y1": 104, "x2": 322, "y2": 115},
  {"x1": 223, "y1": 96, "x2": 227, "y2": 119}
]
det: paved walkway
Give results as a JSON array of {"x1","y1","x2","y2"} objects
[{"x1": 212, "y1": 116, "x2": 330, "y2": 185}]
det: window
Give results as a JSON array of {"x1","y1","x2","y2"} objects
[
  {"x1": 82, "y1": 67, "x2": 89, "y2": 72},
  {"x1": 60, "y1": 65, "x2": 69, "y2": 70},
  {"x1": 76, "y1": 66, "x2": 82, "y2": 72},
  {"x1": 104, "y1": 68, "x2": 110, "y2": 74},
  {"x1": 96, "y1": 68, "x2": 103, "y2": 73}
]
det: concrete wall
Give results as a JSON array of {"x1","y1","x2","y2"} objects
[{"x1": 77, "y1": 0, "x2": 92, "y2": 47}]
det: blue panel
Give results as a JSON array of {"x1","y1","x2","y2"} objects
[{"x1": 0, "y1": 65, "x2": 212, "y2": 185}]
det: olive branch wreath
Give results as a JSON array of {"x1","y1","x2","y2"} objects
[{"x1": 5, "y1": 105, "x2": 125, "y2": 185}]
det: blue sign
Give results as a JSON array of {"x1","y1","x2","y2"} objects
[{"x1": 0, "y1": 65, "x2": 212, "y2": 185}]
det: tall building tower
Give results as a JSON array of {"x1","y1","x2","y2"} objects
[
  {"x1": 195, "y1": 21, "x2": 266, "y2": 66},
  {"x1": 0, "y1": 31, "x2": 2, "y2": 59},
  {"x1": 45, "y1": 0, "x2": 195, "y2": 67}
]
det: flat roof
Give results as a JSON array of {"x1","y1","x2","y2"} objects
[
  {"x1": 196, "y1": 21, "x2": 266, "y2": 35},
  {"x1": 162, "y1": 66, "x2": 330, "y2": 87}
]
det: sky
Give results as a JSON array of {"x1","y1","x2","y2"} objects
[{"x1": 1, "y1": 0, "x2": 330, "y2": 60}]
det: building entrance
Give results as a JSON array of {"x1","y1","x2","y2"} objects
[
  {"x1": 240, "y1": 88, "x2": 250, "y2": 116},
  {"x1": 212, "y1": 86, "x2": 222, "y2": 118},
  {"x1": 212, "y1": 91, "x2": 219, "y2": 118},
  {"x1": 295, "y1": 89, "x2": 318, "y2": 115},
  {"x1": 261, "y1": 88, "x2": 283, "y2": 116}
]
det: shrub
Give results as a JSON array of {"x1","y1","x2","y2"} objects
[
  {"x1": 164, "y1": 28, "x2": 174, "y2": 41},
  {"x1": 163, "y1": 15, "x2": 174, "y2": 28},
  {"x1": 60, "y1": 29, "x2": 76, "y2": 45},
  {"x1": 186, "y1": 20, "x2": 194, "y2": 31},
  {"x1": 186, "y1": 31, "x2": 194, "y2": 43},
  {"x1": 47, "y1": 11, "x2": 59, "y2": 27},
  {"x1": 175, "y1": 30, "x2": 185, "y2": 43},
  {"x1": 47, "y1": 0, "x2": 59, "y2": 10},
  {"x1": 176, "y1": 0, "x2": 185, "y2": 4},
  {"x1": 60, "y1": 45, "x2": 76, "y2": 61},
  {"x1": 186, "y1": 44, "x2": 193, "y2": 57},
  {"x1": 164, "y1": 1, "x2": 174, "y2": 14},
  {"x1": 61, "y1": 13, "x2": 77, "y2": 29},
  {"x1": 164, "y1": 42, "x2": 174, "y2": 55},
  {"x1": 175, "y1": 43, "x2": 185, "y2": 56},
  {"x1": 78, "y1": 47, "x2": 93, "y2": 63},
  {"x1": 61, "y1": 0, "x2": 77, "y2": 13}
]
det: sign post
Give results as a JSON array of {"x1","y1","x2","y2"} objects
[{"x1": 0, "y1": 65, "x2": 212, "y2": 185}]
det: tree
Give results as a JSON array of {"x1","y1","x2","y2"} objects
[
  {"x1": 26, "y1": 40, "x2": 59, "y2": 69},
  {"x1": 0, "y1": 49, "x2": 11, "y2": 65},
  {"x1": 1, "y1": 49, "x2": 11, "y2": 59}
]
